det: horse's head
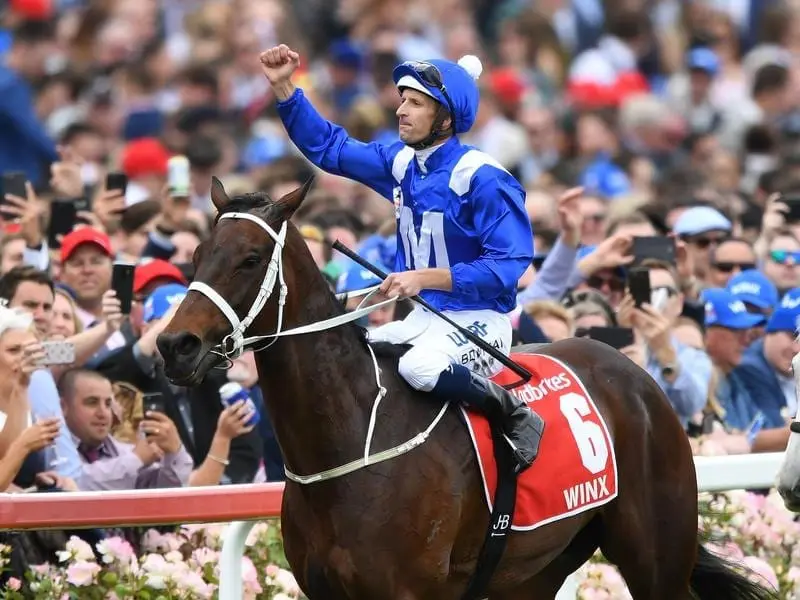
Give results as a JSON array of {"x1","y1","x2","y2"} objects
[{"x1": 156, "y1": 176, "x2": 314, "y2": 385}]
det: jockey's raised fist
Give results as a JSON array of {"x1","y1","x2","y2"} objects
[{"x1": 259, "y1": 44, "x2": 301, "y2": 85}]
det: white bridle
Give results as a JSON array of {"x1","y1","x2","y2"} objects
[
  {"x1": 188, "y1": 212, "x2": 289, "y2": 360},
  {"x1": 187, "y1": 211, "x2": 397, "y2": 359},
  {"x1": 184, "y1": 210, "x2": 450, "y2": 485}
]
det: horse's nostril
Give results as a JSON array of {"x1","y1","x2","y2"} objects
[
  {"x1": 157, "y1": 331, "x2": 202, "y2": 362},
  {"x1": 175, "y1": 333, "x2": 201, "y2": 357}
]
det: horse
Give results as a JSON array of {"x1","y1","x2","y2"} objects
[
  {"x1": 156, "y1": 177, "x2": 778, "y2": 600},
  {"x1": 777, "y1": 353, "x2": 800, "y2": 512}
]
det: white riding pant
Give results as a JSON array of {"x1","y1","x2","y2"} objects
[{"x1": 367, "y1": 306, "x2": 512, "y2": 391}]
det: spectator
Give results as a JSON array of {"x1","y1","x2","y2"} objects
[
  {"x1": 702, "y1": 288, "x2": 766, "y2": 432},
  {"x1": 762, "y1": 231, "x2": 800, "y2": 294},
  {"x1": 734, "y1": 288, "x2": 800, "y2": 448},
  {"x1": 618, "y1": 260, "x2": 712, "y2": 426},
  {"x1": 0, "y1": 305, "x2": 66, "y2": 492},
  {"x1": 0, "y1": 20, "x2": 59, "y2": 185},
  {"x1": 59, "y1": 369, "x2": 193, "y2": 490},
  {"x1": 674, "y1": 206, "x2": 733, "y2": 282},
  {"x1": 0, "y1": 233, "x2": 26, "y2": 275},
  {"x1": 708, "y1": 239, "x2": 759, "y2": 288},
  {"x1": 522, "y1": 300, "x2": 574, "y2": 342}
]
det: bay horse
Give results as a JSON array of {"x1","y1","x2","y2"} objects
[{"x1": 157, "y1": 178, "x2": 777, "y2": 600}]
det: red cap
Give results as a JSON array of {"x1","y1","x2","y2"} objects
[
  {"x1": 134, "y1": 259, "x2": 187, "y2": 294},
  {"x1": 121, "y1": 138, "x2": 170, "y2": 180},
  {"x1": 10, "y1": 0, "x2": 52, "y2": 19},
  {"x1": 60, "y1": 228, "x2": 112, "y2": 263},
  {"x1": 489, "y1": 68, "x2": 526, "y2": 106}
]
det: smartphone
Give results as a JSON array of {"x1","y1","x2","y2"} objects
[
  {"x1": 1, "y1": 171, "x2": 26, "y2": 221},
  {"x1": 632, "y1": 236, "x2": 676, "y2": 265},
  {"x1": 782, "y1": 195, "x2": 800, "y2": 223},
  {"x1": 143, "y1": 392, "x2": 166, "y2": 415},
  {"x1": 111, "y1": 262, "x2": 136, "y2": 314},
  {"x1": 47, "y1": 201, "x2": 78, "y2": 248},
  {"x1": 627, "y1": 267, "x2": 652, "y2": 308},
  {"x1": 588, "y1": 326, "x2": 635, "y2": 350},
  {"x1": 105, "y1": 171, "x2": 128, "y2": 195},
  {"x1": 40, "y1": 341, "x2": 76, "y2": 366},
  {"x1": 167, "y1": 156, "x2": 190, "y2": 198}
]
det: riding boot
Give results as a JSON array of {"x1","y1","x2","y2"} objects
[{"x1": 432, "y1": 364, "x2": 545, "y2": 474}]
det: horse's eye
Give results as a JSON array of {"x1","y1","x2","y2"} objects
[{"x1": 242, "y1": 254, "x2": 261, "y2": 268}]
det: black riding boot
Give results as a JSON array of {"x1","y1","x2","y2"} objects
[{"x1": 432, "y1": 364, "x2": 545, "y2": 474}]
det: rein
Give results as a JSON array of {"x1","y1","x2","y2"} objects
[{"x1": 187, "y1": 211, "x2": 451, "y2": 484}]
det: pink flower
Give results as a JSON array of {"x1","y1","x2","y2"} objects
[
  {"x1": 96, "y1": 537, "x2": 134, "y2": 565},
  {"x1": 57, "y1": 536, "x2": 95, "y2": 563},
  {"x1": 66, "y1": 560, "x2": 101, "y2": 587},
  {"x1": 241, "y1": 556, "x2": 262, "y2": 596},
  {"x1": 7, "y1": 577, "x2": 21, "y2": 590},
  {"x1": 191, "y1": 547, "x2": 218, "y2": 567},
  {"x1": 176, "y1": 570, "x2": 215, "y2": 598},
  {"x1": 274, "y1": 569, "x2": 301, "y2": 595},
  {"x1": 265, "y1": 564, "x2": 280, "y2": 579}
]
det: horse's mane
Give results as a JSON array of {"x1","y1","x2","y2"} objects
[{"x1": 214, "y1": 190, "x2": 408, "y2": 360}]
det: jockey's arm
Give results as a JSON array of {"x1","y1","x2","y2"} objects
[
  {"x1": 276, "y1": 88, "x2": 398, "y2": 200},
  {"x1": 450, "y1": 175, "x2": 533, "y2": 302}
]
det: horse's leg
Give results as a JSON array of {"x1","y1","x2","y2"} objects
[{"x1": 597, "y1": 420, "x2": 697, "y2": 599}]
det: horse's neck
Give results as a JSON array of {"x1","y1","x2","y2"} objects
[{"x1": 256, "y1": 304, "x2": 377, "y2": 478}]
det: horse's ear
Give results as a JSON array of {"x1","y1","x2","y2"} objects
[
  {"x1": 210, "y1": 176, "x2": 231, "y2": 212},
  {"x1": 277, "y1": 176, "x2": 315, "y2": 219}
]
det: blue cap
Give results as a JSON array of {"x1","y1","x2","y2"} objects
[
  {"x1": 726, "y1": 269, "x2": 779, "y2": 310},
  {"x1": 393, "y1": 56, "x2": 481, "y2": 134},
  {"x1": 336, "y1": 263, "x2": 388, "y2": 294},
  {"x1": 143, "y1": 283, "x2": 188, "y2": 323},
  {"x1": 766, "y1": 288, "x2": 800, "y2": 333},
  {"x1": 579, "y1": 158, "x2": 631, "y2": 199},
  {"x1": 329, "y1": 39, "x2": 364, "y2": 69},
  {"x1": 242, "y1": 136, "x2": 287, "y2": 169},
  {"x1": 687, "y1": 48, "x2": 720, "y2": 77},
  {"x1": 702, "y1": 288, "x2": 766, "y2": 329},
  {"x1": 673, "y1": 206, "x2": 732, "y2": 237}
]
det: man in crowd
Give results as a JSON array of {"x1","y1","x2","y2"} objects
[
  {"x1": 703, "y1": 288, "x2": 766, "y2": 432},
  {"x1": 59, "y1": 368, "x2": 193, "y2": 490}
]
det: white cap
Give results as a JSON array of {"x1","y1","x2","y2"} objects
[{"x1": 396, "y1": 75, "x2": 436, "y2": 99}]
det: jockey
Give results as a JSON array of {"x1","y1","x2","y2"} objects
[{"x1": 260, "y1": 45, "x2": 544, "y2": 473}]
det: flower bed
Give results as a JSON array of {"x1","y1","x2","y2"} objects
[
  {"x1": 578, "y1": 490, "x2": 800, "y2": 599},
  {"x1": 0, "y1": 490, "x2": 797, "y2": 599}
]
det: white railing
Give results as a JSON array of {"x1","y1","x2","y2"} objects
[
  {"x1": 217, "y1": 452, "x2": 791, "y2": 600},
  {"x1": 0, "y1": 454, "x2": 787, "y2": 599}
]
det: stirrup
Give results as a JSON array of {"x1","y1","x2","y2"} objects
[{"x1": 502, "y1": 434, "x2": 534, "y2": 475}]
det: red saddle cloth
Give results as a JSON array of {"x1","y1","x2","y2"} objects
[{"x1": 461, "y1": 353, "x2": 619, "y2": 530}]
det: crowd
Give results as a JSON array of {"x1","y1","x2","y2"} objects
[{"x1": 0, "y1": 0, "x2": 798, "y2": 588}]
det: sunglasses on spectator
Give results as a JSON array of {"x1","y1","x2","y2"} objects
[
  {"x1": 712, "y1": 262, "x2": 756, "y2": 273},
  {"x1": 574, "y1": 327, "x2": 590, "y2": 338},
  {"x1": 769, "y1": 250, "x2": 800, "y2": 265},
  {"x1": 401, "y1": 61, "x2": 457, "y2": 120},
  {"x1": 683, "y1": 235, "x2": 728, "y2": 249},
  {"x1": 587, "y1": 274, "x2": 626, "y2": 292}
]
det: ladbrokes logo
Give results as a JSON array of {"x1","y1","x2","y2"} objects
[{"x1": 511, "y1": 373, "x2": 571, "y2": 403}]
